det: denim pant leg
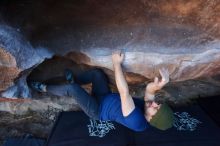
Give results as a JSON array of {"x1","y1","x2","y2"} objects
[
  {"x1": 46, "y1": 84, "x2": 100, "y2": 120},
  {"x1": 76, "y1": 68, "x2": 111, "y2": 103}
]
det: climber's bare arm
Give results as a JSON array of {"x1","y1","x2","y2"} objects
[
  {"x1": 144, "y1": 68, "x2": 170, "y2": 101},
  {"x1": 112, "y1": 51, "x2": 135, "y2": 117}
]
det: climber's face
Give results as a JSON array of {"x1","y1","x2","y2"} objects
[{"x1": 144, "y1": 100, "x2": 161, "y2": 122}]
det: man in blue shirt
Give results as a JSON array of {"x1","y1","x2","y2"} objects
[{"x1": 30, "y1": 51, "x2": 174, "y2": 131}]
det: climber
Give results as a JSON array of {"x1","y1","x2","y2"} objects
[{"x1": 29, "y1": 51, "x2": 174, "y2": 131}]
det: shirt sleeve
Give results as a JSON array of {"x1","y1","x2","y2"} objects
[{"x1": 123, "y1": 107, "x2": 149, "y2": 131}]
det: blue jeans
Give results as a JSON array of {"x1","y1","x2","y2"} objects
[{"x1": 46, "y1": 68, "x2": 111, "y2": 120}]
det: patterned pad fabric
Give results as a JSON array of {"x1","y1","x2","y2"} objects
[
  {"x1": 173, "y1": 112, "x2": 202, "y2": 131},
  {"x1": 47, "y1": 105, "x2": 220, "y2": 146},
  {"x1": 87, "y1": 119, "x2": 115, "y2": 138}
]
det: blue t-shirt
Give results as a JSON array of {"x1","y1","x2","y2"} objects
[{"x1": 99, "y1": 93, "x2": 149, "y2": 131}]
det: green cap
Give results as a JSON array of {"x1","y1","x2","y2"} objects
[{"x1": 149, "y1": 103, "x2": 174, "y2": 130}]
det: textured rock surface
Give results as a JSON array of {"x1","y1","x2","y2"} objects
[
  {"x1": 0, "y1": 0, "x2": 219, "y2": 99},
  {"x1": 0, "y1": 0, "x2": 220, "y2": 141}
]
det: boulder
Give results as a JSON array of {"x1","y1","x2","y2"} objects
[
  {"x1": 0, "y1": 0, "x2": 219, "y2": 100},
  {"x1": 0, "y1": 0, "x2": 220, "y2": 140}
]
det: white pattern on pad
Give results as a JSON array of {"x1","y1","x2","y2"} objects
[
  {"x1": 87, "y1": 119, "x2": 115, "y2": 138},
  {"x1": 173, "y1": 112, "x2": 202, "y2": 131}
]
